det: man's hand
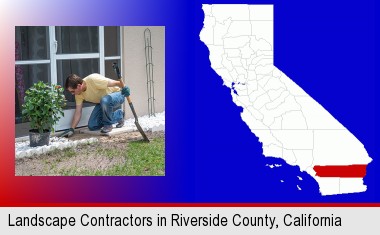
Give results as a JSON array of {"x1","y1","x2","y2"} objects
[
  {"x1": 58, "y1": 128, "x2": 74, "y2": 138},
  {"x1": 121, "y1": 86, "x2": 130, "y2": 97}
]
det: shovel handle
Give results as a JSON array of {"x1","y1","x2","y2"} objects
[
  {"x1": 112, "y1": 63, "x2": 121, "y2": 79},
  {"x1": 112, "y1": 62, "x2": 125, "y2": 87},
  {"x1": 112, "y1": 62, "x2": 128, "y2": 99},
  {"x1": 119, "y1": 78, "x2": 125, "y2": 88},
  {"x1": 126, "y1": 96, "x2": 132, "y2": 104}
]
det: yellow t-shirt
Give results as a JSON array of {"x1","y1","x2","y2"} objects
[{"x1": 75, "y1": 73, "x2": 121, "y2": 105}]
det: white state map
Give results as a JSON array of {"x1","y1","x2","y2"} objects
[{"x1": 200, "y1": 4, "x2": 372, "y2": 195}]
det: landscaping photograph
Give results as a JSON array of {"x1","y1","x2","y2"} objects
[{"x1": 15, "y1": 26, "x2": 165, "y2": 176}]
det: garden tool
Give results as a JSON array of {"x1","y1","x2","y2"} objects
[{"x1": 113, "y1": 63, "x2": 150, "y2": 142}]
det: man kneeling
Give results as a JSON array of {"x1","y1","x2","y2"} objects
[{"x1": 60, "y1": 73, "x2": 130, "y2": 137}]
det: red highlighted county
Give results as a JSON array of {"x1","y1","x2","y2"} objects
[{"x1": 313, "y1": 165, "x2": 367, "y2": 178}]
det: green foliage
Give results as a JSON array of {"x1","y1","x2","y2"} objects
[{"x1": 22, "y1": 81, "x2": 66, "y2": 133}]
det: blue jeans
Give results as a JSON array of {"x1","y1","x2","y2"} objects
[{"x1": 88, "y1": 92, "x2": 125, "y2": 131}]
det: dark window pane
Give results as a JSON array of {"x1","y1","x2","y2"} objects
[
  {"x1": 15, "y1": 64, "x2": 50, "y2": 123},
  {"x1": 104, "y1": 27, "x2": 120, "y2": 57},
  {"x1": 55, "y1": 26, "x2": 99, "y2": 54},
  {"x1": 15, "y1": 26, "x2": 49, "y2": 61},
  {"x1": 57, "y1": 59, "x2": 99, "y2": 109}
]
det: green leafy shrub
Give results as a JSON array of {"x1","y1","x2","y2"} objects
[{"x1": 22, "y1": 81, "x2": 66, "y2": 133}]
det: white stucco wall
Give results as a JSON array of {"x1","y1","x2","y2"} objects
[{"x1": 122, "y1": 26, "x2": 165, "y2": 118}]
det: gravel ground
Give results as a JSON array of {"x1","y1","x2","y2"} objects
[{"x1": 15, "y1": 111, "x2": 165, "y2": 155}]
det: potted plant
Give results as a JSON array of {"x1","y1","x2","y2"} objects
[{"x1": 22, "y1": 81, "x2": 66, "y2": 147}]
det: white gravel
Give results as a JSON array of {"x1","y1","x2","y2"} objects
[
  {"x1": 123, "y1": 111, "x2": 165, "y2": 132},
  {"x1": 15, "y1": 111, "x2": 165, "y2": 159},
  {"x1": 15, "y1": 137, "x2": 98, "y2": 159}
]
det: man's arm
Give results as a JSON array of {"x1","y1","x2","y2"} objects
[
  {"x1": 108, "y1": 79, "x2": 130, "y2": 97},
  {"x1": 107, "y1": 79, "x2": 123, "y2": 88},
  {"x1": 71, "y1": 103, "x2": 83, "y2": 128},
  {"x1": 58, "y1": 103, "x2": 82, "y2": 138}
]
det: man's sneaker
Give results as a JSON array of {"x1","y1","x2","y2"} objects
[
  {"x1": 101, "y1": 125, "x2": 113, "y2": 133},
  {"x1": 116, "y1": 111, "x2": 125, "y2": 128}
]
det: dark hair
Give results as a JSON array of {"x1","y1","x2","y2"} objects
[{"x1": 65, "y1": 74, "x2": 83, "y2": 89}]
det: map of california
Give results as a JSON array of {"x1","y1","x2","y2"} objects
[{"x1": 199, "y1": 4, "x2": 372, "y2": 195}]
